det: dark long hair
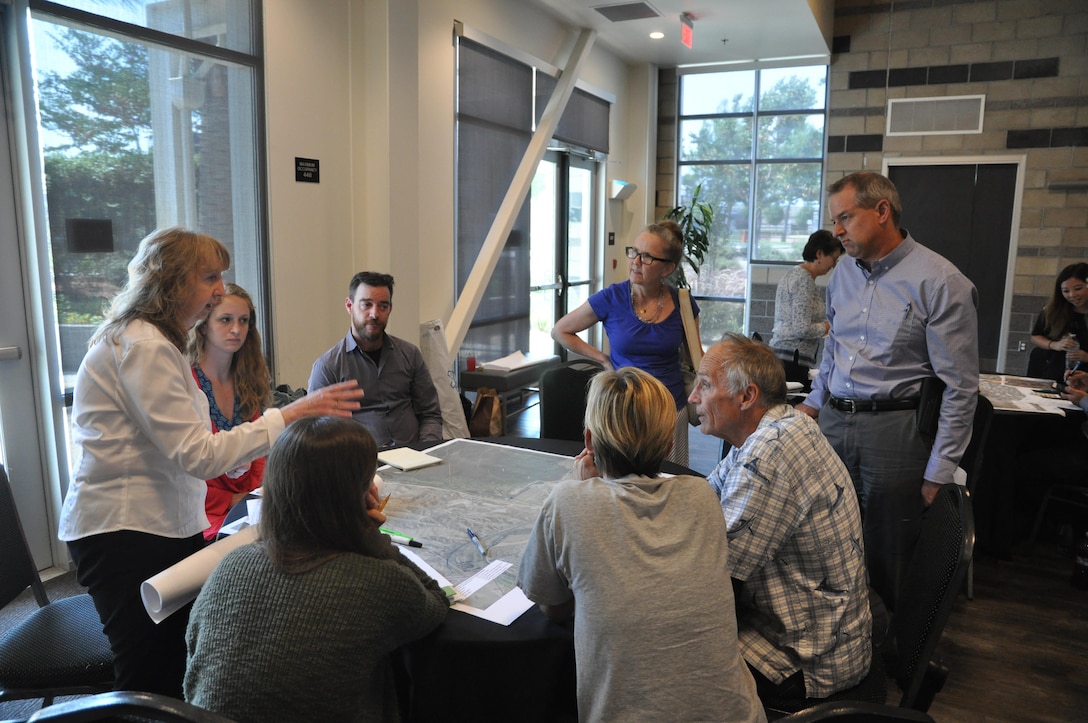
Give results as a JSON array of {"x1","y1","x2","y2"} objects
[
  {"x1": 1042, "y1": 263, "x2": 1088, "y2": 338},
  {"x1": 260, "y1": 417, "x2": 391, "y2": 573}
]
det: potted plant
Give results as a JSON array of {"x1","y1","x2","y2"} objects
[{"x1": 665, "y1": 183, "x2": 713, "y2": 289}]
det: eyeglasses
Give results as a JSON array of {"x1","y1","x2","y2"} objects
[
  {"x1": 828, "y1": 207, "x2": 862, "y2": 230},
  {"x1": 625, "y1": 246, "x2": 673, "y2": 265},
  {"x1": 828, "y1": 201, "x2": 888, "y2": 231}
]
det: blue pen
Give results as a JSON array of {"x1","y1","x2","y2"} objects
[{"x1": 466, "y1": 527, "x2": 487, "y2": 556}]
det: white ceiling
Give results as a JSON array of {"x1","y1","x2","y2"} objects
[{"x1": 531, "y1": 0, "x2": 832, "y2": 69}]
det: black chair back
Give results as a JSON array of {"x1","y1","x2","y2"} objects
[
  {"x1": 0, "y1": 465, "x2": 114, "y2": 706},
  {"x1": 26, "y1": 691, "x2": 238, "y2": 722},
  {"x1": 959, "y1": 395, "x2": 994, "y2": 490},
  {"x1": 0, "y1": 465, "x2": 50, "y2": 609},
  {"x1": 539, "y1": 360, "x2": 603, "y2": 441},
  {"x1": 780, "y1": 700, "x2": 935, "y2": 722},
  {"x1": 891, "y1": 484, "x2": 974, "y2": 711}
]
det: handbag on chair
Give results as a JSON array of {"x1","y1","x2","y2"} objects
[{"x1": 678, "y1": 288, "x2": 703, "y2": 426}]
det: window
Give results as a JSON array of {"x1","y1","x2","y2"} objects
[
  {"x1": 677, "y1": 65, "x2": 827, "y2": 342},
  {"x1": 25, "y1": 0, "x2": 266, "y2": 387},
  {"x1": 454, "y1": 30, "x2": 609, "y2": 364}
]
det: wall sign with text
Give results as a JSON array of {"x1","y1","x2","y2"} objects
[{"x1": 295, "y1": 157, "x2": 320, "y2": 183}]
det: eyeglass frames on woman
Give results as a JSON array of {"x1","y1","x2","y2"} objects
[{"x1": 625, "y1": 247, "x2": 673, "y2": 265}]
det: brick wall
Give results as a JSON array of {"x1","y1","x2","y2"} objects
[
  {"x1": 656, "y1": 0, "x2": 1088, "y2": 372},
  {"x1": 828, "y1": 0, "x2": 1088, "y2": 372}
]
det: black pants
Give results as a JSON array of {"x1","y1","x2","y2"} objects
[
  {"x1": 68, "y1": 530, "x2": 205, "y2": 698},
  {"x1": 749, "y1": 665, "x2": 807, "y2": 708}
]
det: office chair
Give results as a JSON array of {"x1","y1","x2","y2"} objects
[
  {"x1": 762, "y1": 589, "x2": 888, "y2": 719},
  {"x1": 539, "y1": 360, "x2": 604, "y2": 441},
  {"x1": 779, "y1": 700, "x2": 935, "y2": 722},
  {"x1": 957, "y1": 394, "x2": 993, "y2": 599},
  {"x1": 26, "y1": 691, "x2": 237, "y2": 722},
  {"x1": 0, "y1": 465, "x2": 114, "y2": 707},
  {"x1": 888, "y1": 484, "x2": 974, "y2": 712}
]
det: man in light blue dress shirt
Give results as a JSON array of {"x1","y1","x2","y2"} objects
[{"x1": 798, "y1": 171, "x2": 979, "y2": 612}]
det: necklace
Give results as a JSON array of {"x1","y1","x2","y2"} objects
[{"x1": 631, "y1": 284, "x2": 665, "y2": 323}]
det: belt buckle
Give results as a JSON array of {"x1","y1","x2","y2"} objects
[{"x1": 842, "y1": 398, "x2": 858, "y2": 413}]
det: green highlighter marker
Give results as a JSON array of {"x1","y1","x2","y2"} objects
[{"x1": 380, "y1": 526, "x2": 423, "y2": 548}]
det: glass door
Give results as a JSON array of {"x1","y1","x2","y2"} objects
[
  {"x1": 528, "y1": 151, "x2": 597, "y2": 358},
  {"x1": 0, "y1": 22, "x2": 57, "y2": 567}
]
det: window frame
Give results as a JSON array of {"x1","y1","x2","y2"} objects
[
  {"x1": 676, "y1": 64, "x2": 829, "y2": 268},
  {"x1": 28, "y1": 0, "x2": 275, "y2": 381}
]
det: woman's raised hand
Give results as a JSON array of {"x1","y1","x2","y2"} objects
[{"x1": 279, "y1": 380, "x2": 364, "y2": 425}]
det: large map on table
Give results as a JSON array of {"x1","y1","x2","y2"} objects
[
  {"x1": 979, "y1": 373, "x2": 1076, "y2": 414},
  {"x1": 376, "y1": 439, "x2": 574, "y2": 612}
]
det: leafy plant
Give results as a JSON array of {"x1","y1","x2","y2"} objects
[{"x1": 665, "y1": 184, "x2": 714, "y2": 289}]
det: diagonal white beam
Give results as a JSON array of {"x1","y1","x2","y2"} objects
[{"x1": 446, "y1": 27, "x2": 597, "y2": 358}]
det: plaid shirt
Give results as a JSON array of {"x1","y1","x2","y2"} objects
[{"x1": 709, "y1": 404, "x2": 872, "y2": 698}]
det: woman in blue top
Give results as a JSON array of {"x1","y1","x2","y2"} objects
[{"x1": 551, "y1": 220, "x2": 698, "y2": 465}]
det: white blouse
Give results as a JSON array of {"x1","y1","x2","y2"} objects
[{"x1": 59, "y1": 319, "x2": 284, "y2": 541}]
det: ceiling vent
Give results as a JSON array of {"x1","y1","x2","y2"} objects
[
  {"x1": 592, "y1": 2, "x2": 661, "y2": 22},
  {"x1": 886, "y1": 95, "x2": 985, "y2": 136}
]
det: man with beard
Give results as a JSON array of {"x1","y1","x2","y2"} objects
[{"x1": 309, "y1": 271, "x2": 443, "y2": 448}]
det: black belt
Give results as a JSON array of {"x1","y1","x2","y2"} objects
[{"x1": 828, "y1": 395, "x2": 920, "y2": 413}]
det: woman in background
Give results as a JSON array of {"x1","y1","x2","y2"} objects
[
  {"x1": 59, "y1": 227, "x2": 362, "y2": 697},
  {"x1": 189, "y1": 283, "x2": 270, "y2": 540},
  {"x1": 518, "y1": 367, "x2": 764, "y2": 722},
  {"x1": 768, "y1": 229, "x2": 842, "y2": 388},
  {"x1": 185, "y1": 416, "x2": 449, "y2": 722},
  {"x1": 1028, "y1": 262, "x2": 1088, "y2": 382},
  {"x1": 551, "y1": 220, "x2": 698, "y2": 465}
]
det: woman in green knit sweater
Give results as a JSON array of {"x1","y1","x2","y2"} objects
[{"x1": 184, "y1": 416, "x2": 449, "y2": 722}]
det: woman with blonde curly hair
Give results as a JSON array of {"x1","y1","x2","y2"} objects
[{"x1": 188, "y1": 283, "x2": 272, "y2": 540}]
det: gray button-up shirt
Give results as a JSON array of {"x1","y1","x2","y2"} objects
[{"x1": 309, "y1": 332, "x2": 443, "y2": 448}]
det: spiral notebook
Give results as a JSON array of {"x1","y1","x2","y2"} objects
[{"x1": 377, "y1": 447, "x2": 443, "y2": 471}]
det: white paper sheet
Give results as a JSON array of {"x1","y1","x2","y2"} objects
[
  {"x1": 480, "y1": 350, "x2": 534, "y2": 371},
  {"x1": 140, "y1": 524, "x2": 259, "y2": 623},
  {"x1": 399, "y1": 548, "x2": 533, "y2": 626},
  {"x1": 378, "y1": 447, "x2": 443, "y2": 471}
]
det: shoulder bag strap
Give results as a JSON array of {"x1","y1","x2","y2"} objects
[{"x1": 678, "y1": 288, "x2": 703, "y2": 367}]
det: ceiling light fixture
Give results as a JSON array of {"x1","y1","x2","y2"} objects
[{"x1": 649, "y1": 31, "x2": 664, "y2": 39}]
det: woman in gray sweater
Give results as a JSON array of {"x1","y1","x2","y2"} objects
[{"x1": 185, "y1": 416, "x2": 449, "y2": 722}]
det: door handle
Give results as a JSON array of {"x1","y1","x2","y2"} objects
[
  {"x1": 556, "y1": 274, "x2": 564, "y2": 298},
  {"x1": 0, "y1": 346, "x2": 22, "y2": 362}
]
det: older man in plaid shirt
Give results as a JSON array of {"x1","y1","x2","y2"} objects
[{"x1": 690, "y1": 334, "x2": 873, "y2": 707}]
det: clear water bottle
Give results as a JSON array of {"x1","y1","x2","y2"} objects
[
  {"x1": 1072, "y1": 531, "x2": 1088, "y2": 590},
  {"x1": 1066, "y1": 333, "x2": 1079, "y2": 371}
]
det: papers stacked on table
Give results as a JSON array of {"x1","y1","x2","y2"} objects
[
  {"x1": 480, "y1": 350, "x2": 536, "y2": 371},
  {"x1": 378, "y1": 447, "x2": 443, "y2": 471}
]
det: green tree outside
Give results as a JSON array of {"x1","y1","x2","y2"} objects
[{"x1": 37, "y1": 27, "x2": 156, "y2": 323}]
